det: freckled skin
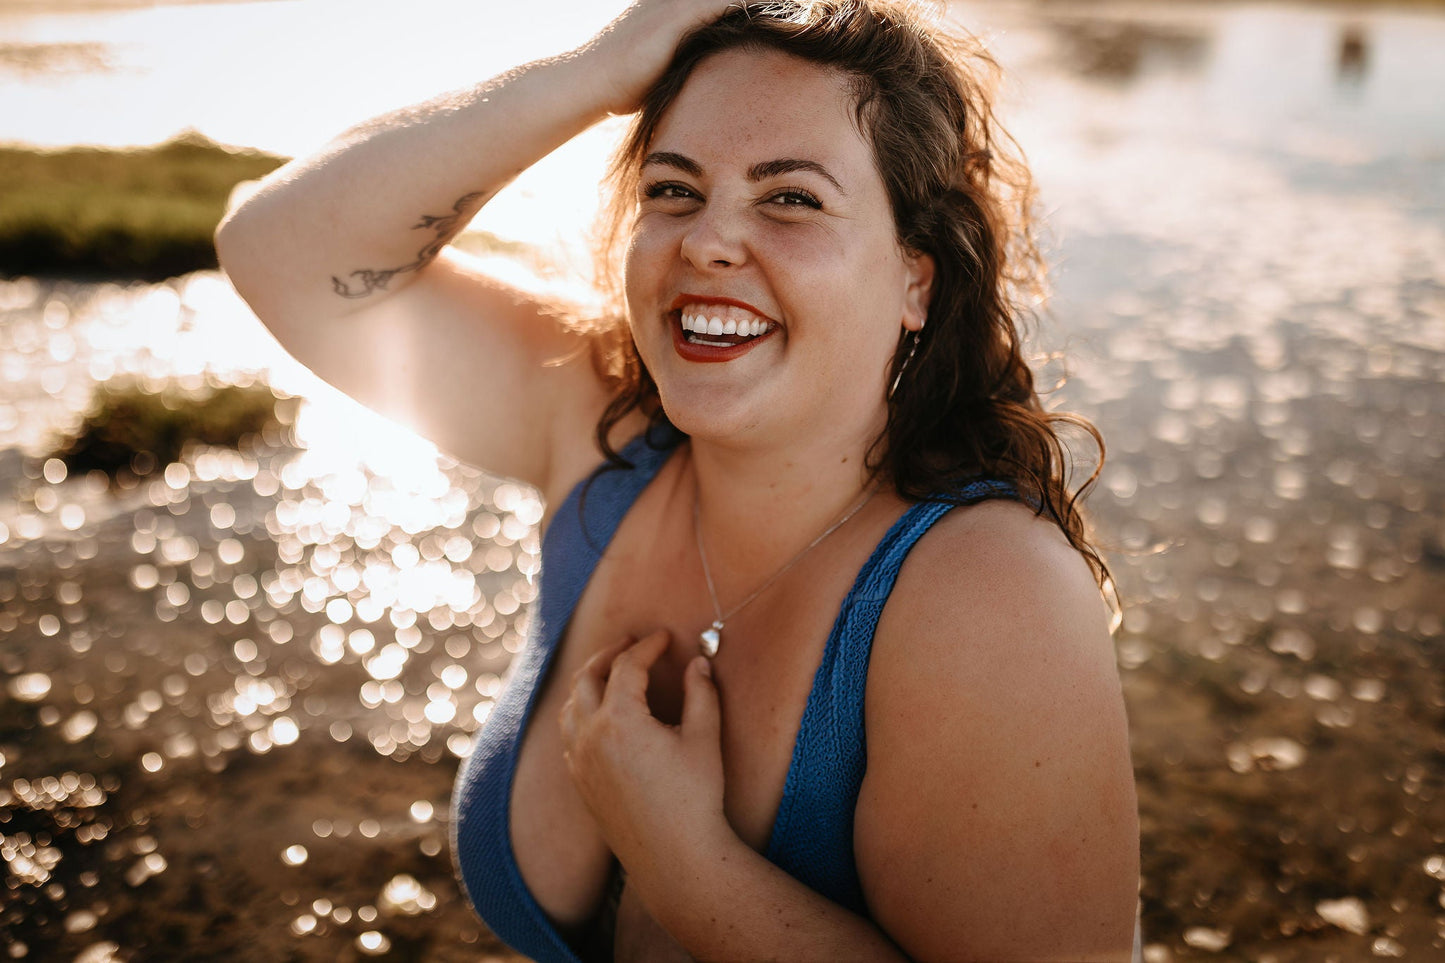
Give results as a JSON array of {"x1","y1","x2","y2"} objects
[
  {"x1": 214, "y1": 0, "x2": 1139, "y2": 955},
  {"x1": 624, "y1": 47, "x2": 929, "y2": 451}
]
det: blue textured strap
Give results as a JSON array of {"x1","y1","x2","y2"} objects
[
  {"x1": 763, "y1": 477, "x2": 1018, "y2": 915},
  {"x1": 450, "y1": 432, "x2": 678, "y2": 963}
]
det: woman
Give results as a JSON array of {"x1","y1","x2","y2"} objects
[{"x1": 216, "y1": 1, "x2": 1140, "y2": 959}]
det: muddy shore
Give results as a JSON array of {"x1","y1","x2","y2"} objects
[{"x1": 2, "y1": 415, "x2": 1443, "y2": 961}]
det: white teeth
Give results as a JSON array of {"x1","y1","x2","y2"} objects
[{"x1": 678, "y1": 308, "x2": 771, "y2": 341}]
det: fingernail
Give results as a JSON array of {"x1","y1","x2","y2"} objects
[{"x1": 696, "y1": 656, "x2": 712, "y2": 678}]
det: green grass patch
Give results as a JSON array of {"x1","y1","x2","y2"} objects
[
  {"x1": 0, "y1": 133, "x2": 287, "y2": 280},
  {"x1": 50, "y1": 378, "x2": 293, "y2": 480}
]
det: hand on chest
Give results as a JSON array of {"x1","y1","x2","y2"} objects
[
  {"x1": 568, "y1": 544, "x2": 838, "y2": 850},
  {"x1": 544, "y1": 452, "x2": 910, "y2": 855}
]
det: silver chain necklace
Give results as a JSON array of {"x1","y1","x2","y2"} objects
[{"x1": 693, "y1": 482, "x2": 877, "y2": 658}]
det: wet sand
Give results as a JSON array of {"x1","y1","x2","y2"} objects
[
  {"x1": 1, "y1": 364, "x2": 1441, "y2": 960},
  {"x1": 1, "y1": 436, "x2": 533, "y2": 962}
]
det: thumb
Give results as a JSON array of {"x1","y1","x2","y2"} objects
[{"x1": 681, "y1": 656, "x2": 721, "y2": 744}]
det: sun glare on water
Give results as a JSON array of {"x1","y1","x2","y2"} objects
[{"x1": 1, "y1": 1, "x2": 1444, "y2": 960}]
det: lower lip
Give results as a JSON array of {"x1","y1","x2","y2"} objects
[{"x1": 670, "y1": 316, "x2": 776, "y2": 363}]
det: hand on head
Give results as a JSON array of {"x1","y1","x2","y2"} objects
[{"x1": 583, "y1": 0, "x2": 746, "y2": 115}]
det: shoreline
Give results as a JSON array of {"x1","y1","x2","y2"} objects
[{"x1": 0, "y1": 136, "x2": 285, "y2": 281}]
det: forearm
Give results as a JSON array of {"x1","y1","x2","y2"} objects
[
  {"x1": 217, "y1": 1, "x2": 736, "y2": 329},
  {"x1": 215, "y1": 50, "x2": 610, "y2": 322},
  {"x1": 627, "y1": 827, "x2": 910, "y2": 963}
]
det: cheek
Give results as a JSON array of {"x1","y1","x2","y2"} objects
[
  {"x1": 763, "y1": 227, "x2": 909, "y2": 321},
  {"x1": 621, "y1": 228, "x2": 672, "y2": 365},
  {"x1": 621, "y1": 255, "x2": 649, "y2": 330},
  {"x1": 754, "y1": 218, "x2": 838, "y2": 265},
  {"x1": 758, "y1": 220, "x2": 901, "y2": 287},
  {"x1": 621, "y1": 226, "x2": 647, "y2": 291},
  {"x1": 624, "y1": 213, "x2": 677, "y2": 267}
]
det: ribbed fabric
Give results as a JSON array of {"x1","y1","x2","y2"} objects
[
  {"x1": 451, "y1": 431, "x2": 679, "y2": 963},
  {"x1": 762, "y1": 479, "x2": 1018, "y2": 915},
  {"x1": 450, "y1": 433, "x2": 1016, "y2": 961}
]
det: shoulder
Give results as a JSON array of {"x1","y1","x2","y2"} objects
[
  {"x1": 882, "y1": 495, "x2": 1111, "y2": 661},
  {"x1": 866, "y1": 496, "x2": 1121, "y2": 767},
  {"x1": 854, "y1": 498, "x2": 1139, "y2": 960}
]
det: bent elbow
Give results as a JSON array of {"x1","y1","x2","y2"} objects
[
  {"x1": 216, "y1": 170, "x2": 286, "y2": 273},
  {"x1": 212, "y1": 210, "x2": 241, "y2": 280},
  {"x1": 213, "y1": 185, "x2": 295, "y2": 327},
  {"x1": 213, "y1": 212, "x2": 266, "y2": 319}
]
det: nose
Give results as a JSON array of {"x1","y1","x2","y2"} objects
[{"x1": 679, "y1": 205, "x2": 747, "y2": 270}]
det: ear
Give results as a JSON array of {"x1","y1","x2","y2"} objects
[{"x1": 901, "y1": 250, "x2": 935, "y2": 333}]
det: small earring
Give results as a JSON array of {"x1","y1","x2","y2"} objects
[{"x1": 888, "y1": 325, "x2": 923, "y2": 400}]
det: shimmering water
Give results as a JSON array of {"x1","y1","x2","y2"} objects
[{"x1": 3, "y1": 1, "x2": 1445, "y2": 960}]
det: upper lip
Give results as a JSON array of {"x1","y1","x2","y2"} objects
[{"x1": 668, "y1": 294, "x2": 776, "y2": 322}]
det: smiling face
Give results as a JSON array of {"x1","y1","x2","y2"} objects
[{"x1": 623, "y1": 46, "x2": 933, "y2": 450}]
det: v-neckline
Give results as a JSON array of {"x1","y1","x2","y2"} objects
[{"x1": 513, "y1": 430, "x2": 931, "y2": 865}]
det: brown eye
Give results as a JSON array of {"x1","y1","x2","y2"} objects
[
  {"x1": 767, "y1": 189, "x2": 822, "y2": 209},
  {"x1": 642, "y1": 182, "x2": 698, "y2": 201}
]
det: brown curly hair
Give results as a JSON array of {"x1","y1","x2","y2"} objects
[{"x1": 588, "y1": 0, "x2": 1111, "y2": 594}]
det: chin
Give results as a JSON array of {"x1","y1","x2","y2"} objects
[{"x1": 653, "y1": 382, "x2": 765, "y2": 443}]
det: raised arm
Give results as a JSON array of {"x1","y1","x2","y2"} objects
[{"x1": 215, "y1": 1, "x2": 734, "y2": 499}]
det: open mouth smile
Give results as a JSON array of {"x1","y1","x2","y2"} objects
[{"x1": 670, "y1": 299, "x2": 778, "y2": 361}]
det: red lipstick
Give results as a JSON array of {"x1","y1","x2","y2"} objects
[
  {"x1": 668, "y1": 294, "x2": 779, "y2": 364},
  {"x1": 667, "y1": 294, "x2": 773, "y2": 317}
]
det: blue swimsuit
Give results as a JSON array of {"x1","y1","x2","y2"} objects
[{"x1": 450, "y1": 432, "x2": 1018, "y2": 962}]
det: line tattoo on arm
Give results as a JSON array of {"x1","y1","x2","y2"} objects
[{"x1": 331, "y1": 191, "x2": 489, "y2": 299}]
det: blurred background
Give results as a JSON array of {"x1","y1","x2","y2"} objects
[{"x1": 1, "y1": 0, "x2": 1442, "y2": 960}]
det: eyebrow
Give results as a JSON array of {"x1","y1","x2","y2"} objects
[{"x1": 641, "y1": 151, "x2": 847, "y2": 195}]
